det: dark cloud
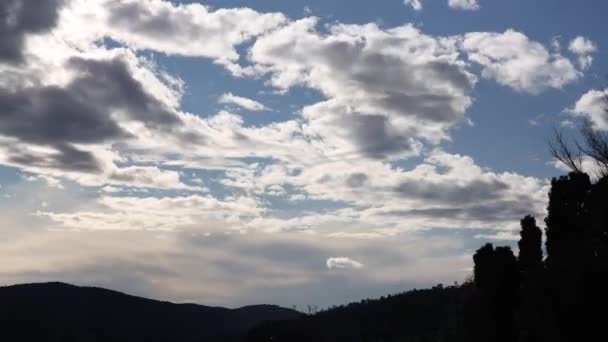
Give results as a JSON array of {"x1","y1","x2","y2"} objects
[
  {"x1": 376, "y1": 92, "x2": 463, "y2": 123},
  {"x1": 0, "y1": 0, "x2": 63, "y2": 63},
  {"x1": 68, "y1": 57, "x2": 181, "y2": 127},
  {"x1": 6, "y1": 144, "x2": 101, "y2": 172},
  {"x1": 394, "y1": 178, "x2": 510, "y2": 203},
  {"x1": 347, "y1": 114, "x2": 415, "y2": 159},
  {"x1": 107, "y1": 1, "x2": 184, "y2": 38},
  {"x1": 0, "y1": 56, "x2": 182, "y2": 171},
  {"x1": 339, "y1": 52, "x2": 473, "y2": 123},
  {"x1": 0, "y1": 85, "x2": 126, "y2": 145},
  {"x1": 382, "y1": 199, "x2": 536, "y2": 223}
]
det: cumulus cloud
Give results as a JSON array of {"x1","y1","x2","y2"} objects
[
  {"x1": 0, "y1": 54, "x2": 184, "y2": 178},
  {"x1": 569, "y1": 36, "x2": 597, "y2": 55},
  {"x1": 448, "y1": 0, "x2": 480, "y2": 11},
  {"x1": 219, "y1": 93, "x2": 269, "y2": 111},
  {"x1": 568, "y1": 36, "x2": 597, "y2": 69},
  {"x1": 461, "y1": 30, "x2": 581, "y2": 93},
  {"x1": 102, "y1": 0, "x2": 286, "y2": 65},
  {"x1": 568, "y1": 89, "x2": 608, "y2": 130},
  {"x1": 326, "y1": 257, "x2": 364, "y2": 270},
  {"x1": 249, "y1": 19, "x2": 475, "y2": 158},
  {"x1": 220, "y1": 149, "x2": 548, "y2": 236}
]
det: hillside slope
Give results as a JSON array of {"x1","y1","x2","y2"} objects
[{"x1": 0, "y1": 282, "x2": 301, "y2": 342}]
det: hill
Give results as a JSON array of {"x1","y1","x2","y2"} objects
[
  {"x1": 247, "y1": 283, "x2": 474, "y2": 342},
  {"x1": 0, "y1": 282, "x2": 302, "y2": 342}
]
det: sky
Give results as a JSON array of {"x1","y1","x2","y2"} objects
[{"x1": 0, "y1": 0, "x2": 607, "y2": 308}]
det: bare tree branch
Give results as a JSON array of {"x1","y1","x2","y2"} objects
[
  {"x1": 579, "y1": 118, "x2": 608, "y2": 178},
  {"x1": 549, "y1": 126, "x2": 584, "y2": 173},
  {"x1": 550, "y1": 92, "x2": 608, "y2": 178}
]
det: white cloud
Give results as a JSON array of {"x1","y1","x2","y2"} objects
[
  {"x1": 568, "y1": 36, "x2": 597, "y2": 69},
  {"x1": 448, "y1": 0, "x2": 480, "y2": 11},
  {"x1": 461, "y1": 30, "x2": 581, "y2": 93},
  {"x1": 326, "y1": 257, "x2": 364, "y2": 269},
  {"x1": 40, "y1": 194, "x2": 263, "y2": 231},
  {"x1": 218, "y1": 93, "x2": 269, "y2": 111},
  {"x1": 569, "y1": 36, "x2": 597, "y2": 55},
  {"x1": 569, "y1": 89, "x2": 608, "y2": 130},
  {"x1": 404, "y1": 0, "x2": 423, "y2": 11},
  {"x1": 63, "y1": 0, "x2": 287, "y2": 65}
]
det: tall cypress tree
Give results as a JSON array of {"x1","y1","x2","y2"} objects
[
  {"x1": 518, "y1": 215, "x2": 543, "y2": 270},
  {"x1": 544, "y1": 172, "x2": 591, "y2": 266}
]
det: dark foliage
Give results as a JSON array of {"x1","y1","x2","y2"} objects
[
  {"x1": 545, "y1": 172, "x2": 592, "y2": 266},
  {"x1": 249, "y1": 283, "x2": 474, "y2": 342},
  {"x1": 468, "y1": 244, "x2": 519, "y2": 342},
  {"x1": 518, "y1": 215, "x2": 543, "y2": 270}
]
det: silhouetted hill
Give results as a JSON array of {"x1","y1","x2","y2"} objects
[
  {"x1": 0, "y1": 282, "x2": 302, "y2": 342},
  {"x1": 248, "y1": 283, "x2": 474, "y2": 342}
]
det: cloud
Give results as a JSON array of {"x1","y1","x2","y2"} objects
[
  {"x1": 0, "y1": 227, "x2": 472, "y2": 307},
  {"x1": 0, "y1": 54, "x2": 183, "y2": 175},
  {"x1": 40, "y1": 194, "x2": 263, "y2": 231},
  {"x1": 461, "y1": 30, "x2": 581, "y2": 93},
  {"x1": 568, "y1": 36, "x2": 597, "y2": 69},
  {"x1": 404, "y1": 0, "x2": 423, "y2": 11},
  {"x1": 528, "y1": 113, "x2": 546, "y2": 126},
  {"x1": 0, "y1": 0, "x2": 64, "y2": 63},
  {"x1": 326, "y1": 257, "x2": 364, "y2": 269},
  {"x1": 474, "y1": 231, "x2": 519, "y2": 241},
  {"x1": 568, "y1": 89, "x2": 608, "y2": 130},
  {"x1": 448, "y1": 0, "x2": 480, "y2": 11},
  {"x1": 569, "y1": 36, "x2": 597, "y2": 55},
  {"x1": 102, "y1": 0, "x2": 286, "y2": 64},
  {"x1": 219, "y1": 93, "x2": 269, "y2": 111},
  {"x1": 106, "y1": 166, "x2": 203, "y2": 190},
  {"x1": 551, "y1": 155, "x2": 604, "y2": 179},
  {"x1": 249, "y1": 19, "x2": 475, "y2": 159}
]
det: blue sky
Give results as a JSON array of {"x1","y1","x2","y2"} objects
[{"x1": 0, "y1": 0, "x2": 606, "y2": 308}]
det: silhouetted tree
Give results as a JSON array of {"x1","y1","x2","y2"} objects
[
  {"x1": 544, "y1": 172, "x2": 591, "y2": 266},
  {"x1": 470, "y1": 244, "x2": 519, "y2": 342},
  {"x1": 473, "y1": 243, "x2": 495, "y2": 290},
  {"x1": 518, "y1": 215, "x2": 543, "y2": 270},
  {"x1": 587, "y1": 176, "x2": 608, "y2": 259}
]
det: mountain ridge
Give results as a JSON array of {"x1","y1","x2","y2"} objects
[{"x1": 0, "y1": 281, "x2": 302, "y2": 341}]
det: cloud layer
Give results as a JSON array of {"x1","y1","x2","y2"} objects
[{"x1": 0, "y1": 0, "x2": 597, "y2": 307}]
